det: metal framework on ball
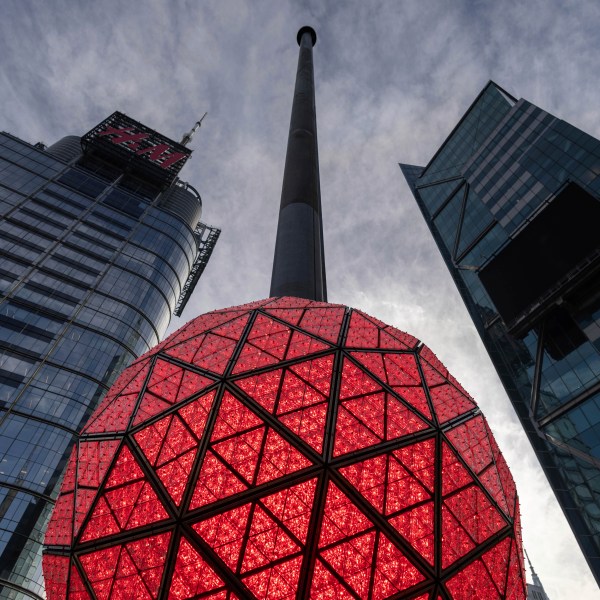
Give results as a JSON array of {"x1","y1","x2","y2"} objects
[{"x1": 43, "y1": 297, "x2": 525, "y2": 599}]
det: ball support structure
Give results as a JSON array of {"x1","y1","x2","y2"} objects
[{"x1": 43, "y1": 297, "x2": 526, "y2": 599}]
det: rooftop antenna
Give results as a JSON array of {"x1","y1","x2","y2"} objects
[{"x1": 180, "y1": 112, "x2": 207, "y2": 146}]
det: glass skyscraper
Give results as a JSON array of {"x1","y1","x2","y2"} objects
[
  {"x1": 401, "y1": 82, "x2": 600, "y2": 585},
  {"x1": 0, "y1": 113, "x2": 219, "y2": 599}
]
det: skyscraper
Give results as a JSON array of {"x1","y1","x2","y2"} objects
[
  {"x1": 43, "y1": 30, "x2": 526, "y2": 600},
  {"x1": 401, "y1": 81, "x2": 600, "y2": 585},
  {"x1": 0, "y1": 112, "x2": 219, "y2": 599},
  {"x1": 525, "y1": 551, "x2": 550, "y2": 600}
]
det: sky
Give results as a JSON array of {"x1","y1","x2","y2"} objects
[{"x1": 1, "y1": 0, "x2": 600, "y2": 597}]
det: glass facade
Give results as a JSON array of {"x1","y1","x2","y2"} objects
[
  {"x1": 0, "y1": 127, "x2": 214, "y2": 599},
  {"x1": 401, "y1": 82, "x2": 600, "y2": 584},
  {"x1": 43, "y1": 297, "x2": 525, "y2": 599}
]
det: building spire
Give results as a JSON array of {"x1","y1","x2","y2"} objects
[
  {"x1": 525, "y1": 549, "x2": 550, "y2": 599},
  {"x1": 270, "y1": 26, "x2": 327, "y2": 301},
  {"x1": 180, "y1": 112, "x2": 207, "y2": 146}
]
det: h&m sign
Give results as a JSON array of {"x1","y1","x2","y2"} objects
[{"x1": 83, "y1": 112, "x2": 191, "y2": 180}]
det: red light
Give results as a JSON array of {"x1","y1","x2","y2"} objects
[{"x1": 44, "y1": 298, "x2": 526, "y2": 599}]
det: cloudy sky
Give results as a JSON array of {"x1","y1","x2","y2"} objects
[{"x1": 2, "y1": 0, "x2": 600, "y2": 597}]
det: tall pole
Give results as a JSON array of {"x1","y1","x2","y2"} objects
[{"x1": 270, "y1": 26, "x2": 327, "y2": 301}]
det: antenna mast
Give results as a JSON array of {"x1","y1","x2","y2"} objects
[
  {"x1": 270, "y1": 26, "x2": 327, "y2": 301},
  {"x1": 181, "y1": 112, "x2": 207, "y2": 146}
]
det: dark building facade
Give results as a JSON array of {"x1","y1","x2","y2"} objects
[
  {"x1": 401, "y1": 82, "x2": 600, "y2": 584},
  {"x1": 0, "y1": 113, "x2": 218, "y2": 599}
]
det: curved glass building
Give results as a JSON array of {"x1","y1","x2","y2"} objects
[{"x1": 0, "y1": 113, "x2": 219, "y2": 599}]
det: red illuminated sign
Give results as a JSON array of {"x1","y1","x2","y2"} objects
[
  {"x1": 81, "y1": 112, "x2": 192, "y2": 186},
  {"x1": 96, "y1": 125, "x2": 187, "y2": 169}
]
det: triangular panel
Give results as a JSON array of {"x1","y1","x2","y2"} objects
[
  {"x1": 45, "y1": 492, "x2": 75, "y2": 546},
  {"x1": 386, "y1": 454, "x2": 432, "y2": 516},
  {"x1": 79, "y1": 545, "x2": 120, "y2": 600},
  {"x1": 428, "y1": 382, "x2": 476, "y2": 423},
  {"x1": 213, "y1": 427, "x2": 265, "y2": 484},
  {"x1": 211, "y1": 313, "x2": 251, "y2": 341},
  {"x1": 235, "y1": 369, "x2": 284, "y2": 413},
  {"x1": 381, "y1": 325, "x2": 418, "y2": 349},
  {"x1": 81, "y1": 445, "x2": 169, "y2": 541},
  {"x1": 299, "y1": 306, "x2": 345, "y2": 344},
  {"x1": 445, "y1": 557, "x2": 501, "y2": 599},
  {"x1": 169, "y1": 536, "x2": 225, "y2": 598},
  {"x1": 210, "y1": 392, "x2": 263, "y2": 441},
  {"x1": 320, "y1": 531, "x2": 376, "y2": 598},
  {"x1": 167, "y1": 331, "x2": 239, "y2": 375},
  {"x1": 41, "y1": 554, "x2": 69, "y2": 600},
  {"x1": 193, "y1": 503, "x2": 252, "y2": 571},
  {"x1": 190, "y1": 450, "x2": 248, "y2": 509},
  {"x1": 110, "y1": 532, "x2": 170, "y2": 599},
  {"x1": 279, "y1": 402, "x2": 328, "y2": 454},
  {"x1": 389, "y1": 501, "x2": 435, "y2": 565},
  {"x1": 444, "y1": 485, "x2": 506, "y2": 545},
  {"x1": 78, "y1": 440, "x2": 121, "y2": 488},
  {"x1": 232, "y1": 314, "x2": 292, "y2": 374},
  {"x1": 392, "y1": 438, "x2": 436, "y2": 494},
  {"x1": 245, "y1": 314, "x2": 292, "y2": 358},
  {"x1": 277, "y1": 368, "x2": 327, "y2": 414},
  {"x1": 505, "y1": 538, "x2": 526, "y2": 599},
  {"x1": 263, "y1": 307, "x2": 304, "y2": 327},
  {"x1": 241, "y1": 506, "x2": 300, "y2": 572},
  {"x1": 372, "y1": 533, "x2": 425, "y2": 597},
  {"x1": 318, "y1": 482, "x2": 373, "y2": 547},
  {"x1": 134, "y1": 413, "x2": 198, "y2": 505},
  {"x1": 83, "y1": 393, "x2": 140, "y2": 435},
  {"x1": 162, "y1": 311, "x2": 248, "y2": 349},
  {"x1": 289, "y1": 354, "x2": 334, "y2": 396},
  {"x1": 83, "y1": 359, "x2": 150, "y2": 434},
  {"x1": 243, "y1": 555, "x2": 303, "y2": 600},
  {"x1": 256, "y1": 429, "x2": 312, "y2": 485},
  {"x1": 442, "y1": 442, "x2": 474, "y2": 496},
  {"x1": 339, "y1": 357, "x2": 381, "y2": 400},
  {"x1": 445, "y1": 415, "x2": 493, "y2": 475},
  {"x1": 156, "y1": 449, "x2": 197, "y2": 506},
  {"x1": 232, "y1": 343, "x2": 283, "y2": 374},
  {"x1": 69, "y1": 564, "x2": 92, "y2": 600},
  {"x1": 286, "y1": 329, "x2": 330, "y2": 359},
  {"x1": 345, "y1": 311, "x2": 381, "y2": 348},
  {"x1": 178, "y1": 389, "x2": 217, "y2": 440},
  {"x1": 441, "y1": 505, "x2": 476, "y2": 568},
  {"x1": 386, "y1": 393, "x2": 429, "y2": 439},
  {"x1": 333, "y1": 405, "x2": 381, "y2": 456},
  {"x1": 133, "y1": 359, "x2": 214, "y2": 426},
  {"x1": 310, "y1": 559, "x2": 355, "y2": 599},
  {"x1": 261, "y1": 478, "x2": 317, "y2": 544},
  {"x1": 339, "y1": 454, "x2": 387, "y2": 513},
  {"x1": 481, "y1": 537, "x2": 511, "y2": 596}
]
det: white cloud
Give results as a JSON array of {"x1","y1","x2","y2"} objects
[{"x1": 1, "y1": 0, "x2": 599, "y2": 596}]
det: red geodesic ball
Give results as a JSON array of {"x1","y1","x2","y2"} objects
[{"x1": 43, "y1": 297, "x2": 526, "y2": 600}]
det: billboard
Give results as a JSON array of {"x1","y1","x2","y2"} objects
[{"x1": 82, "y1": 112, "x2": 192, "y2": 187}]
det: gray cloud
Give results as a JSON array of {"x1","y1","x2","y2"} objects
[{"x1": 1, "y1": 0, "x2": 598, "y2": 596}]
